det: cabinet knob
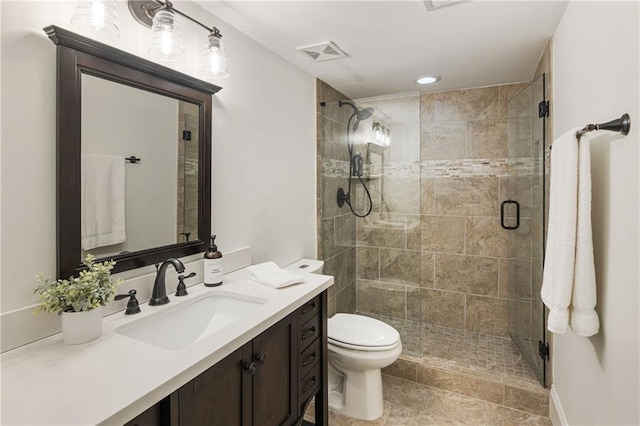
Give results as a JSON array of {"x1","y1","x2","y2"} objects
[
  {"x1": 301, "y1": 301, "x2": 316, "y2": 314},
  {"x1": 255, "y1": 353, "x2": 267, "y2": 365},
  {"x1": 243, "y1": 361, "x2": 256, "y2": 375},
  {"x1": 302, "y1": 377, "x2": 317, "y2": 393},
  {"x1": 301, "y1": 326, "x2": 316, "y2": 340},
  {"x1": 302, "y1": 352, "x2": 317, "y2": 367}
]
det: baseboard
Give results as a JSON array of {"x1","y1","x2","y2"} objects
[{"x1": 549, "y1": 385, "x2": 568, "y2": 426}]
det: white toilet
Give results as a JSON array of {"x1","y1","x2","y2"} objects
[
  {"x1": 327, "y1": 313, "x2": 402, "y2": 420},
  {"x1": 286, "y1": 259, "x2": 403, "y2": 421}
]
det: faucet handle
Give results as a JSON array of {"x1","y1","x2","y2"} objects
[
  {"x1": 115, "y1": 290, "x2": 141, "y2": 315},
  {"x1": 175, "y1": 272, "x2": 197, "y2": 297}
]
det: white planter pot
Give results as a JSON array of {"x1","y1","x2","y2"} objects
[{"x1": 61, "y1": 307, "x2": 103, "y2": 345}]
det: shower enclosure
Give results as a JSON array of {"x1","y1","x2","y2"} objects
[
  {"x1": 505, "y1": 74, "x2": 548, "y2": 386},
  {"x1": 317, "y1": 75, "x2": 548, "y2": 388}
]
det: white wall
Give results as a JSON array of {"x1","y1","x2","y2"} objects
[
  {"x1": 0, "y1": 0, "x2": 316, "y2": 351},
  {"x1": 82, "y1": 75, "x2": 178, "y2": 256},
  {"x1": 551, "y1": 2, "x2": 639, "y2": 425}
]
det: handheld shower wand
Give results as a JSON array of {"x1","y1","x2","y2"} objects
[{"x1": 336, "y1": 100, "x2": 374, "y2": 218}]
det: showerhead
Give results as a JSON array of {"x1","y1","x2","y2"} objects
[
  {"x1": 339, "y1": 100, "x2": 374, "y2": 121},
  {"x1": 358, "y1": 107, "x2": 374, "y2": 120}
]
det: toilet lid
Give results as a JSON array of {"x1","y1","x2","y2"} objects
[{"x1": 328, "y1": 313, "x2": 400, "y2": 348}]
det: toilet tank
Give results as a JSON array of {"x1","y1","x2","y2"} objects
[{"x1": 285, "y1": 259, "x2": 324, "y2": 274}]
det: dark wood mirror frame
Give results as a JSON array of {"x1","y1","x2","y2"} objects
[{"x1": 45, "y1": 25, "x2": 221, "y2": 279}]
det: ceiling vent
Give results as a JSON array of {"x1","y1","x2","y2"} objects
[
  {"x1": 296, "y1": 41, "x2": 349, "y2": 62},
  {"x1": 423, "y1": 0, "x2": 470, "y2": 11}
]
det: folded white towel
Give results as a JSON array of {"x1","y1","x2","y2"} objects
[
  {"x1": 571, "y1": 133, "x2": 599, "y2": 336},
  {"x1": 541, "y1": 128, "x2": 599, "y2": 336},
  {"x1": 248, "y1": 262, "x2": 305, "y2": 289},
  {"x1": 81, "y1": 154, "x2": 126, "y2": 250}
]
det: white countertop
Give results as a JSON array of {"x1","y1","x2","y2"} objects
[{"x1": 0, "y1": 267, "x2": 333, "y2": 425}]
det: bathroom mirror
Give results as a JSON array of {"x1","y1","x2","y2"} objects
[{"x1": 46, "y1": 25, "x2": 221, "y2": 279}]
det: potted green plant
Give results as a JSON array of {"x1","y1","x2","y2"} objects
[{"x1": 34, "y1": 254, "x2": 122, "y2": 344}]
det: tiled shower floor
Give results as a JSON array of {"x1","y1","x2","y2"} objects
[{"x1": 366, "y1": 313, "x2": 539, "y2": 387}]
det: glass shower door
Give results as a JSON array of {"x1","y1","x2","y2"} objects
[{"x1": 505, "y1": 74, "x2": 547, "y2": 386}]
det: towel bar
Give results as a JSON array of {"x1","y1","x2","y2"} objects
[
  {"x1": 550, "y1": 113, "x2": 631, "y2": 150},
  {"x1": 576, "y1": 113, "x2": 631, "y2": 140}
]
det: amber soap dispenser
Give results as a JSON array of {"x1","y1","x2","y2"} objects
[{"x1": 204, "y1": 235, "x2": 223, "y2": 286}]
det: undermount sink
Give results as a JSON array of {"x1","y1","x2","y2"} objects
[{"x1": 116, "y1": 292, "x2": 267, "y2": 350}]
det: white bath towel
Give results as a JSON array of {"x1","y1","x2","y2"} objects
[
  {"x1": 81, "y1": 154, "x2": 126, "y2": 250},
  {"x1": 248, "y1": 261, "x2": 305, "y2": 289},
  {"x1": 541, "y1": 129, "x2": 599, "y2": 336}
]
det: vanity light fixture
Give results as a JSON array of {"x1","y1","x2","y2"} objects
[
  {"x1": 128, "y1": 0, "x2": 229, "y2": 78},
  {"x1": 372, "y1": 122, "x2": 392, "y2": 147},
  {"x1": 415, "y1": 75, "x2": 441, "y2": 85},
  {"x1": 71, "y1": 0, "x2": 120, "y2": 38}
]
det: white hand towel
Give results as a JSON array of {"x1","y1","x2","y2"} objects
[
  {"x1": 541, "y1": 129, "x2": 599, "y2": 336},
  {"x1": 248, "y1": 262, "x2": 305, "y2": 289},
  {"x1": 81, "y1": 154, "x2": 126, "y2": 250},
  {"x1": 571, "y1": 133, "x2": 599, "y2": 336}
]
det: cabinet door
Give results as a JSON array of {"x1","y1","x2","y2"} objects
[
  {"x1": 252, "y1": 314, "x2": 296, "y2": 426},
  {"x1": 178, "y1": 342, "x2": 253, "y2": 426}
]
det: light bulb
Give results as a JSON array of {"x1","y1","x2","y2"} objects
[
  {"x1": 149, "y1": 9, "x2": 184, "y2": 62},
  {"x1": 199, "y1": 30, "x2": 229, "y2": 79},
  {"x1": 71, "y1": 0, "x2": 119, "y2": 38}
]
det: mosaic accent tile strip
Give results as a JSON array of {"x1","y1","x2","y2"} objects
[
  {"x1": 321, "y1": 158, "x2": 350, "y2": 178},
  {"x1": 321, "y1": 157, "x2": 536, "y2": 179}
]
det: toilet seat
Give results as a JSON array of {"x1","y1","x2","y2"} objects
[
  {"x1": 328, "y1": 337, "x2": 400, "y2": 352},
  {"x1": 328, "y1": 313, "x2": 400, "y2": 351}
]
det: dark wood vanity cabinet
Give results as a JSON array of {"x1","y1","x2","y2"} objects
[{"x1": 125, "y1": 291, "x2": 327, "y2": 426}]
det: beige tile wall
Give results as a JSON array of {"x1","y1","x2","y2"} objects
[
  {"x1": 317, "y1": 80, "x2": 357, "y2": 317},
  {"x1": 353, "y1": 83, "x2": 537, "y2": 338},
  {"x1": 316, "y1": 79, "x2": 544, "y2": 342}
]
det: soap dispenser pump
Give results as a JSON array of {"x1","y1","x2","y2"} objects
[{"x1": 204, "y1": 235, "x2": 223, "y2": 287}]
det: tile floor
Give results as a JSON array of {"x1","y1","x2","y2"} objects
[
  {"x1": 310, "y1": 314, "x2": 551, "y2": 424},
  {"x1": 305, "y1": 375, "x2": 552, "y2": 425},
  {"x1": 369, "y1": 314, "x2": 541, "y2": 388}
]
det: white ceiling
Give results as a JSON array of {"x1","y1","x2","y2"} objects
[{"x1": 196, "y1": 1, "x2": 568, "y2": 99}]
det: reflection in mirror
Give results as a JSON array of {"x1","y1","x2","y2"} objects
[
  {"x1": 80, "y1": 74, "x2": 199, "y2": 261},
  {"x1": 47, "y1": 25, "x2": 219, "y2": 279}
]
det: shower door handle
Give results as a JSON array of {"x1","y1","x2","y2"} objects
[{"x1": 501, "y1": 200, "x2": 520, "y2": 230}]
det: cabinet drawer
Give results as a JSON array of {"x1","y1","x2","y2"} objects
[
  {"x1": 298, "y1": 363, "x2": 321, "y2": 405},
  {"x1": 298, "y1": 314, "x2": 320, "y2": 352},
  {"x1": 298, "y1": 295, "x2": 321, "y2": 325},
  {"x1": 298, "y1": 337, "x2": 321, "y2": 377}
]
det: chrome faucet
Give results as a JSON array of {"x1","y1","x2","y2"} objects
[{"x1": 149, "y1": 258, "x2": 185, "y2": 306}]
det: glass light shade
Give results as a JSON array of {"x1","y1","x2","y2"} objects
[
  {"x1": 384, "y1": 128, "x2": 392, "y2": 146},
  {"x1": 71, "y1": 0, "x2": 119, "y2": 38},
  {"x1": 199, "y1": 32, "x2": 229, "y2": 79},
  {"x1": 372, "y1": 122, "x2": 384, "y2": 144},
  {"x1": 149, "y1": 9, "x2": 184, "y2": 62}
]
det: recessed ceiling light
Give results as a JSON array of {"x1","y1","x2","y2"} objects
[{"x1": 416, "y1": 76, "x2": 441, "y2": 85}]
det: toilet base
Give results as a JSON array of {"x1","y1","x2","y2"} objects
[{"x1": 328, "y1": 364, "x2": 384, "y2": 421}]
